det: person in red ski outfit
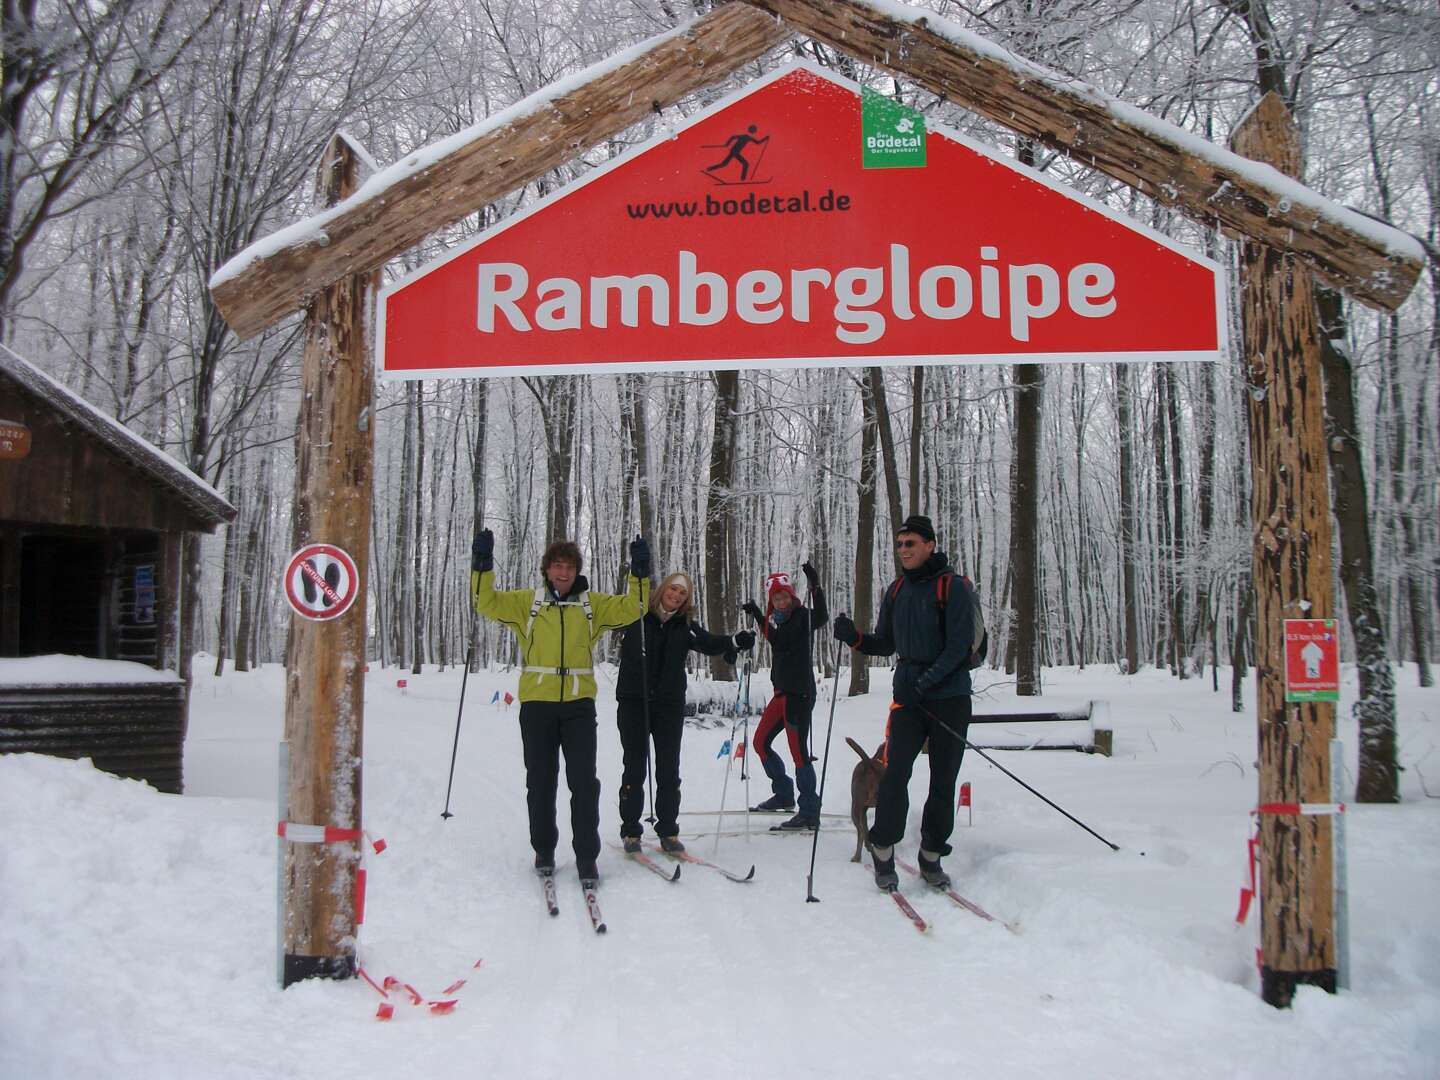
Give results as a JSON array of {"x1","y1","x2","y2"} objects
[{"x1": 741, "y1": 562, "x2": 827, "y2": 830}]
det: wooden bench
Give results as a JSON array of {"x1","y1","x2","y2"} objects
[{"x1": 966, "y1": 700, "x2": 1112, "y2": 756}]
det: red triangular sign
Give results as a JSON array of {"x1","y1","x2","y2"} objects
[{"x1": 379, "y1": 62, "x2": 1225, "y2": 379}]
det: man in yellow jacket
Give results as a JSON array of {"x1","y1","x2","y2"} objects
[{"x1": 471, "y1": 530, "x2": 649, "y2": 885}]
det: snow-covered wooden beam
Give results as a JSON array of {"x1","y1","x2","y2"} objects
[
  {"x1": 743, "y1": 0, "x2": 1425, "y2": 313},
  {"x1": 209, "y1": 4, "x2": 789, "y2": 340}
]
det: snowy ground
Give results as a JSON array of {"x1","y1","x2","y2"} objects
[{"x1": 3, "y1": 657, "x2": 1438, "y2": 1079}]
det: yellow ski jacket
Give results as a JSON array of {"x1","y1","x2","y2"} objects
[{"x1": 471, "y1": 569, "x2": 646, "y2": 703}]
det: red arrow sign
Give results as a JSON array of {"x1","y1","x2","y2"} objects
[
  {"x1": 1283, "y1": 619, "x2": 1339, "y2": 702},
  {"x1": 379, "y1": 62, "x2": 1224, "y2": 379}
]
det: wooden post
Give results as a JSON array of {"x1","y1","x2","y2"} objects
[
  {"x1": 281, "y1": 134, "x2": 377, "y2": 987},
  {"x1": 1231, "y1": 94, "x2": 1337, "y2": 1007}
]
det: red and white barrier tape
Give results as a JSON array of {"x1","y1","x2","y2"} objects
[
  {"x1": 359, "y1": 959, "x2": 482, "y2": 1021},
  {"x1": 1236, "y1": 802, "x2": 1345, "y2": 925},
  {"x1": 1256, "y1": 801, "x2": 1346, "y2": 817},
  {"x1": 276, "y1": 821, "x2": 362, "y2": 844}
]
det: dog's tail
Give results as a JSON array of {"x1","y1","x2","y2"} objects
[{"x1": 846, "y1": 736, "x2": 881, "y2": 771}]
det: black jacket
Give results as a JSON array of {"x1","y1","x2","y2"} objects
[
  {"x1": 854, "y1": 552, "x2": 973, "y2": 701},
  {"x1": 616, "y1": 611, "x2": 736, "y2": 707},
  {"x1": 759, "y1": 587, "x2": 828, "y2": 700}
]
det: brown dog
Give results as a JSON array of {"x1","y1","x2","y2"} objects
[{"x1": 845, "y1": 736, "x2": 887, "y2": 862}]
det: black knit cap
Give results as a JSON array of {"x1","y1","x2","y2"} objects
[{"x1": 897, "y1": 514, "x2": 936, "y2": 542}]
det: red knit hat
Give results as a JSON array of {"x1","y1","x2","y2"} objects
[{"x1": 765, "y1": 571, "x2": 796, "y2": 607}]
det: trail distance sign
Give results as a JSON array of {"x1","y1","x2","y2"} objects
[
  {"x1": 1283, "y1": 619, "x2": 1340, "y2": 703},
  {"x1": 378, "y1": 61, "x2": 1226, "y2": 380}
]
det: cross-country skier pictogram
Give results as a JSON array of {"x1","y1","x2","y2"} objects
[{"x1": 705, "y1": 125, "x2": 770, "y2": 182}]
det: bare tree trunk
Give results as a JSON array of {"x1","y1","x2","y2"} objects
[
  {"x1": 1153, "y1": 371, "x2": 1177, "y2": 675},
  {"x1": 392, "y1": 389, "x2": 415, "y2": 667},
  {"x1": 632, "y1": 376, "x2": 656, "y2": 547},
  {"x1": 1116, "y1": 364, "x2": 1140, "y2": 674},
  {"x1": 1196, "y1": 361, "x2": 1218, "y2": 684},
  {"x1": 867, "y1": 367, "x2": 905, "y2": 547},
  {"x1": 1010, "y1": 363, "x2": 1043, "y2": 695},
  {"x1": 214, "y1": 438, "x2": 241, "y2": 677},
  {"x1": 522, "y1": 376, "x2": 576, "y2": 540},
  {"x1": 1317, "y1": 286, "x2": 1398, "y2": 802},
  {"x1": 468, "y1": 380, "x2": 488, "y2": 672},
  {"x1": 234, "y1": 453, "x2": 271, "y2": 673},
  {"x1": 1382, "y1": 321, "x2": 1433, "y2": 686},
  {"x1": 1163, "y1": 364, "x2": 1189, "y2": 675},
  {"x1": 851, "y1": 373, "x2": 880, "y2": 695},
  {"x1": 908, "y1": 366, "x2": 924, "y2": 512},
  {"x1": 705, "y1": 370, "x2": 739, "y2": 680},
  {"x1": 411, "y1": 383, "x2": 426, "y2": 675}
]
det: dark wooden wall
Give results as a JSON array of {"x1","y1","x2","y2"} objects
[
  {"x1": 0, "y1": 381, "x2": 209, "y2": 534},
  {"x1": 0, "y1": 682, "x2": 187, "y2": 793}
]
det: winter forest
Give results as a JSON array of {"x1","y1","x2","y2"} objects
[{"x1": 4, "y1": 0, "x2": 1437, "y2": 762}]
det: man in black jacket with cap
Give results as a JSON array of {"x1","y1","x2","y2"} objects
[{"x1": 833, "y1": 514, "x2": 975, "y2": 891}]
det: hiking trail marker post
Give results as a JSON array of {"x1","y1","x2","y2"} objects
[{"x1": 207, "y1": 0, "x2": 1424, "y2": 1005}]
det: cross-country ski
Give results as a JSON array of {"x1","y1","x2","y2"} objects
[
  {"x1": 607, "y1": 842, "x2": 681, "y2": 882},
  {"x1": 896, "y1": 857, "x2": 1015, "y2": 932},
  {"x1": 646, "y1": 842, "x2": 755, "y2": 883},
  {"x1": 538, "y1": 868, "x2": 560, "y2": 917}
]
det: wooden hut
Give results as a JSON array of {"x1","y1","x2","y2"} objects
[{"x1": 0, "y1": 344, "x2": 236, "y2": 792}]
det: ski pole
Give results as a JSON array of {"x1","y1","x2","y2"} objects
[
  {"x1": 739, "y1": 654, "x2": 752, "y2": 780},
  {"x1": 713, "y1": 716, "x2": 740, "y2": 858},
  {"x1": 805, "y1": 635, "x2": 845, "y2": 902},
  {"x1": 440, "y1": 634, "x2": 475, "y2": 820},
  {"x1": 922, "y1": 705, "x2": 1120, "y2": 851}
]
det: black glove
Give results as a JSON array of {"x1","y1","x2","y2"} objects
[
  {"x1": 893, "y1": 667, "x2": 927, "y2": 708},
  {"x1": 472, "y1": 529, "x2": 494, "y2": 573},
  {"x1": 734, "y1": 629, "x2": 756, "y2": 650},
  {"x1": 801, "y1": 561, "x2": 820, "y2": 590},
  {"x1": 833, "y1": 613, "x2": 859, "y2": 646},
  {"x1": 629, "y1": 535, "x2": 651, "y2": 579},
  {"x1": 742, "y1": 600, "x2": 764, "y2": 624}
]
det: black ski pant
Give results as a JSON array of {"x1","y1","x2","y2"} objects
[
  {"x1": 519, "y1": 698, "x2": 601, "y2": 864},
  {"x1": 868, "y1": 695, "x2": 971, "y2": 856},
  {"x1": 616, "y1": 699, "x2": 684, "y2": 839}
]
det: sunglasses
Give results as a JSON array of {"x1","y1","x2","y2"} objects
[{"x1": 895, "y1": 538, "x2": 925, "y2": 550}]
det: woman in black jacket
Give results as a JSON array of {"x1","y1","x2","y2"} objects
[{"x1": 616, "y1": 572, "x2": 754, "y2": 853}]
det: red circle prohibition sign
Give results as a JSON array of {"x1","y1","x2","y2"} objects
[{"x1": 284, "y1": 543, "x2": 360, "y2": 622}]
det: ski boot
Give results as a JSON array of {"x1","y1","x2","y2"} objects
[
  {"x1": 917, "y1": 849, "x2": 951, "y2": 890},
  {"x1": 871, "y1": 844, "x2": 899, "y2": 891}
]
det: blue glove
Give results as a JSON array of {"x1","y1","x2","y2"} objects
[
  {"x1": 629, "y1": 535, "x2": 651, "y2": 579},
  {"x1": 472, "y1": 529, "x2": 494, "y2": 572},
  {"x1": 734, "y1": 629, "x2": 756, "y2": 650},
  {"x1": 833, "y1": 613, "x2": 859, "y2": 646}
]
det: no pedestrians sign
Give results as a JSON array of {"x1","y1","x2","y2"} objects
[
  {"x1": 284, "y1": 543, "x2": 360, "y2": 623},
  {"x1": 1283, "y1": 619, "x2": 1340, "y2": 703}
]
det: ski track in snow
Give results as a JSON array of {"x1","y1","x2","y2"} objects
[{"x1": 2, "y1": 661, "x2": 1439, "y2": 1079}]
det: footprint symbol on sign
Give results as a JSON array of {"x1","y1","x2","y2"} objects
[{"x1": 301, "y1": 557, "x2": 343, "y2": 608}]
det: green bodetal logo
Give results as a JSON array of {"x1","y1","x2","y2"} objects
[{"x1": 862, "y1": 89, "x2": 926, "y2": 169}]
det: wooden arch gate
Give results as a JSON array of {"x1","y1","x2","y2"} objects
[{"x1": 209, "y1": 0, "x2": 1425, "y2": 1006}]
